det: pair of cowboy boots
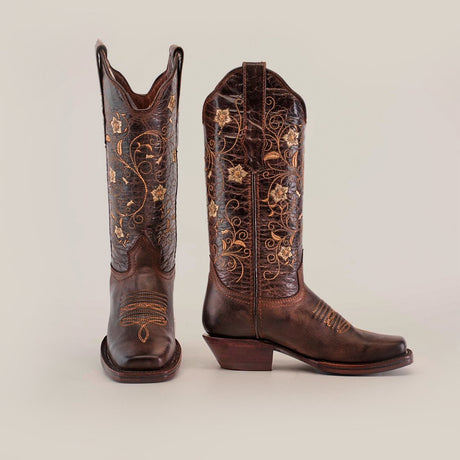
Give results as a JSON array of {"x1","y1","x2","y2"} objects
[{"x1": 96, "y1": 43, "x2": 413, "y2": 383}]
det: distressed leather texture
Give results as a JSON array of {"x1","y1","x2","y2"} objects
[
  {"x1": 203, "y1": 64, "x2": 304, "y2": 297},
  {"x1": 97, "y1": 43, "x2": 182, "y2": 370},
  {"x1": 97, "y1": 43, "x2": 181, "y2": 273},
  {"x1": 203, "y1": 63, "x2": 408, "y2": 364}
]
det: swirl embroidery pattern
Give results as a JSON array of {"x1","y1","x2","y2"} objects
[
  {"x1": 205, "y1": 97, "x2": 251, "y2": 286},
  {"x1": 106, "y1": 99, "x2": 178, "y2": 271},
  {"x1": 205, "y1": 84, "x2": 304, "y2": 295},
  {"x1": 260, "y1": 95, "x2": 303, "y2": 282}
]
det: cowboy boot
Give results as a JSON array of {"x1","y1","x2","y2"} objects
[
  {"x1": 96, "y1": 42, "x2": 183, "y2": 382},
  {"x1": 202, "y1": 62, "x2": 413, "y2": 375}
]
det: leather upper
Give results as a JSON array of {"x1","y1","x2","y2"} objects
[
  {"x1": 203, "y1": 63, "x2": 305, "y2": 299},
  {"x1": 203, "y1": 62, "x2": 407, "y2": 364},
  {"x1": 97, "y1": 43, "x2": 182, "y2": 370},
  {"x1": 97, "y1": 42, "x2": 182, "y2": 273}
]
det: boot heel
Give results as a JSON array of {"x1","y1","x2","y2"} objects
[{"x1": 203, "y1": 335, "x2": 274, "y2": 371}]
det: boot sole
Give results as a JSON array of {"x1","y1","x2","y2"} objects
[
  {"x1": 203, "y1": 334, "x2": 413, "y2": 375},
  {"x1": 100, "y1": 337, "x2": 182, "y2": 383}
]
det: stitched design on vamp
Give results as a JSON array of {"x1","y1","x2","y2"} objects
[
  {"x1": 119, "y1": 291, "x2": 168, "y2": 343},
  {"x1": 312, "y1": 300, "x2": 351, "y2": 334}
]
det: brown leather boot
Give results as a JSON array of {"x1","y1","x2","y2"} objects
[
  {"x1": 96, "y1": 42, "x2": 182, "y2": 382},
  {"x1": 202, "y1": 62, "x2": 413, "y2": 375}
]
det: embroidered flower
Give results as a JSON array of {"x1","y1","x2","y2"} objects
[
  {"x1": 278, "y1": 246, "x2": 292, "y2": 262},
  {"x1": 111, "y1": 116, "x2": 122, "y2": 134},
  {"x1": 208, "y1": 199, "x2": 218, "y2": 218},
  {"x1": 168, "y1": 95, "x2": 176, "y2": 112},
  {"x1": 109, "y1": 168, "x2": 116, "y2": 183},
  {"x1": 214, "y1": 108, "x2": 231, "y2": 128},
  {"x1": 270, "y1": 183, "x2": 288, "y2": 203},
  {"x1": 227, "y1": 164, "x2": 248, "y2": 184},
  {"x1": 151, "y1": 184, "x2": 167, "y2": 202},
  {"x1": 115, "y1": 226, "x2": 124, "y2": 239},
  {"x1": 283, "y1": 128, "x2": 299, "y2": 147}
]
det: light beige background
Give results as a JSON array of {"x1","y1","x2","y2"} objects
[{"x1": 1, "y1": 0, "x2": 459, "y2": 458}]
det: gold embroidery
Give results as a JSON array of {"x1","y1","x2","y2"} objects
[
  {"x1": 270, "y1": 183, "x2": 288, "y2": 203},
  {"x1": 106, "y1": 134, "x2": 111, "y2": 142},
  {"x1": 116, "y1": 139, "x2": 123, "y2": 156},
  {"x1": 278, "y1": 246, "x2": 292, "y2": 262},
  {"x1": 228, "y1": 164, "x2": 248, "y2": 184},
  {"x1": 107, "y1": 125, "x2": 176, "y2": 254},
  {"x1": 215, "y1": 199, "x2": 250, "y2": 283},
  {"x1": 205, "y1": 89, "x2": 303, "y2": 288},
  {"x1": 109, "y1": 168, "x2": 116, "y2": 183},
  {"x1": 111, "y1": 116, "x2": 122, "y2": 134},
  {"x1": 261, "y1": 96, "x2": 303, "y2": 281},
  {"x1": 312, "y1": 300, "x2": 351, "y2": 334},
  {"x1": 214, "y1": 108, "x2": 231, "y2": 128},
  {"x1": 114, "y1": 226, "x2": 124, "y2": 239},
  {"x1": 119, "y1": 291, "x2": 168, "y2": 343},
  {"x1": 283, "y1": 127, "x2": 299, "y2": 147},
  {"x1": 206, "y1": 98, "x2": 250, "y2": 285},
  {"x1": 168, "y1": 95, "x2": 176, "y2": 112},
  {"x1": 151, "y1": 184, "x2": 167, "y2": 202},
  {"x1": 208, "y1": 199, "x2": 218, "y2": 218}
]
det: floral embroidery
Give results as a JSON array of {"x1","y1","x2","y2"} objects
[
  {"x1": 216, "y1": 200, "x2": 250, "y2": 283},
  {"x1": 205, "y1": 92, "x2": 303, "y2": 288},
  {"x1": 151, "y1": 184, "x2": 167, "y2": 202},
  {"x1": 106, "y1": 121, "x2": 177, "y2": 270},
  {"x1": 214, "y1": 108, "x2": 231, "y2": 128},
  {"x1": 114, "y1": 226, "x2": 124, "y2": 239},
  {"x1": 168, "y1": 95, "x2": 176, "y2": 112},
  {"x1": 283, "y1": 127, "x2": 299, "y2": 147},
  {"x1": 111, "y1": 116, "x2": 122, "y2": 134},
  {"x1": 109, "y1": 168, "x2": 116, "y2": 183},
  {"x1": 205, "y1": 98, "x2": 250, "y2": 285},
  {"x1": 270, "y1": 183, "x2": 288, "y2": 203},
  {"x1": 208, "y1": 199, "x2": 219, "y2": 218},
  {"x1": 228, "y1": 164, "x2": 248, "y2": 184},
  {"x1": 260, "y1": 96, "x2": 303, "y2": 283},
  {"x1": 278, "y1": 246, "x2": 292, "y2": 262}
]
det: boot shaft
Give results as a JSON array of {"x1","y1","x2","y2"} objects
[
  {"x1": 203, "y1": 63, "x2": 306, "y2": 299},
  {"x1": 97, "y1": 43, "x2": 183, "y2": 272}
]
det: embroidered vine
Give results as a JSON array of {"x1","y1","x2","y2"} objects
[{"x1": 261, "y1": 96, "x2": 303, "y2": 281}]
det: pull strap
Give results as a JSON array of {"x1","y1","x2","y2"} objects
[
  {"x1": 243, "y1": 62, "x2": 266, "y2": 170},
  {"x1": 95, "y1": 40, "x2": 109, "y2": 144},
  {"x1": 169, "y1": 45, "x2": 183, "y2": 99}
]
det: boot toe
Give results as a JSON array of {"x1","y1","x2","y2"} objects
[
  {"x1": 391, "y1": 336, "x2": 407, "y2": 357},
  {"x1": 108, "y1": 336, "x2": 175, "y2": 371},
  {"x1": 119, "y1": 354, "x2": 169, "y2": 370},
  {"x1": 356, "y1": 329, "x2": 408, "y2": 362}
]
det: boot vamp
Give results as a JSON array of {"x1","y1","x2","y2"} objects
[
  {"x1": 107, "y1": 324, "x2": 176, "y2": 370},
  {"x1": 106, "y1": 243, "x2": 176, "y2": 371},
  {"x1": 259, "y1": 288, "x2": 407, "y2": 364}
]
